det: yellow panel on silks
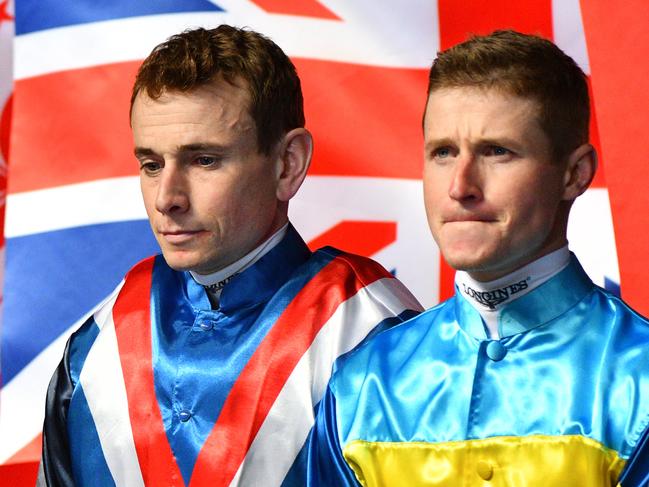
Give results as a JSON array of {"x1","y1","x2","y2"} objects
[{"x1": 343, "y1": 435, "x2": 625, "y2": 486}]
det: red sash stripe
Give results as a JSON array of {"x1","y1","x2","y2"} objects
[
  {"x1": 110, "y1": 252, "x2": 391, "y2": 486},
  {"x1": 112, "y1": 257, "x2": 184, "y2": 486},
  {"x1": 189, "y1": 253, "x2": 391, "y2": 486}
]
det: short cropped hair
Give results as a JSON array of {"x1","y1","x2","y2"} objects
[
  {"x1": 131, "y1": 25, "x2": 305, "y2": 155},
  {"x1": 426, "y1": 30, "x2": 590, "y2": 161}
]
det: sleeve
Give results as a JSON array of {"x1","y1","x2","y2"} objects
[
  {"x1": 619, "y1": 424, "x2": 649, "y2": 487},
  {"x1": 306, "y1": 384, "x2": 360, "y2": 487},
  {"x1": 38, "y1": 338, "x2": 76, "y2": 487}
]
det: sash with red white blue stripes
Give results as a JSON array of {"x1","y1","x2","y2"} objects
[{"x1": 45, "y1": 232, "x2": 422, "y2": 486}]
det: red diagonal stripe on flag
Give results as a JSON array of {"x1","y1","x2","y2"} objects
[
  {"x1": 248, "y1": 0, "x2": 340, "y2": 20},
  {"x1": 307, "y1": 221, "x2": 397, "y2": 257}
]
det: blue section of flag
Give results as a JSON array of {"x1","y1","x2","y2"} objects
[
  {"x1": 15, "y1": 0, "x2": 224, "y2": 35},
  {"x1": 1, "y1": 220, "x2": 159, "y2": 385}
]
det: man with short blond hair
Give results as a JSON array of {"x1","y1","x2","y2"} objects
[{"x1": 309, "y1": 30, "x2": 649, "y2": 486}]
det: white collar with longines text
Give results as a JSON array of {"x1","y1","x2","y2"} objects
[
  {"x1": 455, "y1": 245, "x2": 571, "y2": 339},
  {"x1": 190, "y1": 223, "x2": 289, "y2": 307}
]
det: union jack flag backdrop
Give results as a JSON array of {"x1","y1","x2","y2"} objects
[{"x1": 1, "y1": 0, "x2": 648, "y2": 484}]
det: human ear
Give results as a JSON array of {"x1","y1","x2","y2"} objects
[
  {"x1": 562, "y1": 143, "x2": 597, "y2": 201},
  {"x1": 274, "y1": 128, "x2": 313, "y2": 202}
]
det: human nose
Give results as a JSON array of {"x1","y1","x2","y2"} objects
[
  {"x1": 448, "y1": 155, "x2": 483, "y2": 202},
  {"x1": 155, "y1": 164, "x2": 189, "y2": 214}
]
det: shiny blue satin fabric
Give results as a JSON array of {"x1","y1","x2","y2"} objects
[
  {"x1": 620, "y1": 425, "x2": 649, "y2": 486},
  {"x1": 149, "y1": 225, "x2": 317, "y2": 484},
  {"x1": 59, "y1": 223, "x2": 423, "y2": 486},
  {"x1": 312, "y1": 256, "x2": 649, "y2": 485}
]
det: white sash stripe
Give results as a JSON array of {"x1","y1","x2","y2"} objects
[
  {"x1": 92, "y1": 283, "x2": 125, "y2": 331},
  {"x1": 79, "y1": 306, "x2": 144, "y2": 487},
  {"x1": 229, "y1": 276, "x2": 421, "y2": 486}
]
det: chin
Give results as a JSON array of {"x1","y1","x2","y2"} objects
[
  {"x1": 161, "y1": 257, "x2": 194, "y2": 272},
  {"x1": 160, "y1": 250, "x2": 202, "y2": 272},
  {"x1": 442, "y1": 249, "x2": 501, "y2": 274}
]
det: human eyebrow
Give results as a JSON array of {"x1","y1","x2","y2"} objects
[
  {"x1": 134, "y1": 147, "x2": 156, "y2": 159},
  {"x1": 479, "y1": 137, "x2": 521, "y2": 151},
  {"x1": 424, "y1": 138, "x2": 455, "y2": 154},
  {"x1": 177, "y1": 143, "x2": 227, "y2": 153}
]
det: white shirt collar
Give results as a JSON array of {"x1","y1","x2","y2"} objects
[
  {"x1": 190, "y1": 223, "x2": 289, "y2": 306},
  {"x1": 455, "y1": 245, "x2": 571, "y2": 339}
]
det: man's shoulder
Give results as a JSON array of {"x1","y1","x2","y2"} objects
[
  {"x1": 586, "y1": 289, "x2": 649, "y2": 456},
  {"x1": 593, "y1": 289, "x2": 649, "y2": 373},
  {"x1": 310, "y1": 246, "x2": 392, "y2": 281},
  {"x1": 329, "y1": 298, "x2": 453, "y2": 387},
  {"x1": 590, "y1": 284, "x2": 649, "y2": 335},
  {"x1": 65, "y1": 275, "x2": 128, "y2": 384},
  {"x1": 124, "y1": 254, "x2": 160, "y2": 280},
  {"x1": 307, "y1": 245, "x2": 423, "y2": 312},
  {"x1": 68, "y1": 256, "x2": 162, "y2": 358}
]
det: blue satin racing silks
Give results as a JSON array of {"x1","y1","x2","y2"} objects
[
  {"x1": 309, "y1": 255, "x2": 649, "y2": 486},
  {"x1": 149, "y1": 225, "x2": 317, "y2": 483},
  {"x1": 50, "y1": 223, "x2": 423, "y2": 487}
]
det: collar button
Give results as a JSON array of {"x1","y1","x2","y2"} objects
[
  {"x1": 198, "y1": 321, "x2": 214, "y2": 331},
  {"x1": 486, "y1": 340, "x2": 507, "y2": 361}
]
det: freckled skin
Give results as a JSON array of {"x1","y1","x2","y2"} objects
[
  {"x1": 422, "y1": 87, "x2": 576, "y2": 282},
  {"x1": 131, "y1": 79, "x2": 286, "y2": 275}
]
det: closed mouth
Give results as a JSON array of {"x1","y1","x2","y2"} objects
[
  {"x1": 159, "y1": 230, "x2": 205, "y2": 244},
  {"x1": 444, "y1": 217, "x2": 496, "y2": 223}
]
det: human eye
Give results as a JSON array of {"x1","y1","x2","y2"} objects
[
  {"x1": 484, "y1": 145, "x2": 512, "y2": 158},
  {"x1": 194, "y1": 155, "x2": 220, "y2": 167},
  {"x1": 431, "y1": 146, "x2": 456, "y2": 163},
  {"x1": 139, "y1": 160, "x2": 162, "y2": 176}
]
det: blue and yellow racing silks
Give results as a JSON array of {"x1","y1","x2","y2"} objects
[{"x1": 308, "y1": 256, "x2": 649, "y2": 486}]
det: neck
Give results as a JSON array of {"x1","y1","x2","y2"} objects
[
  {"x1": 190, "y1": 223, "x2": 289, "y2": 307},
  {"x1": 455, "y1": 245, "x2": 571, "y2": 339}
]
